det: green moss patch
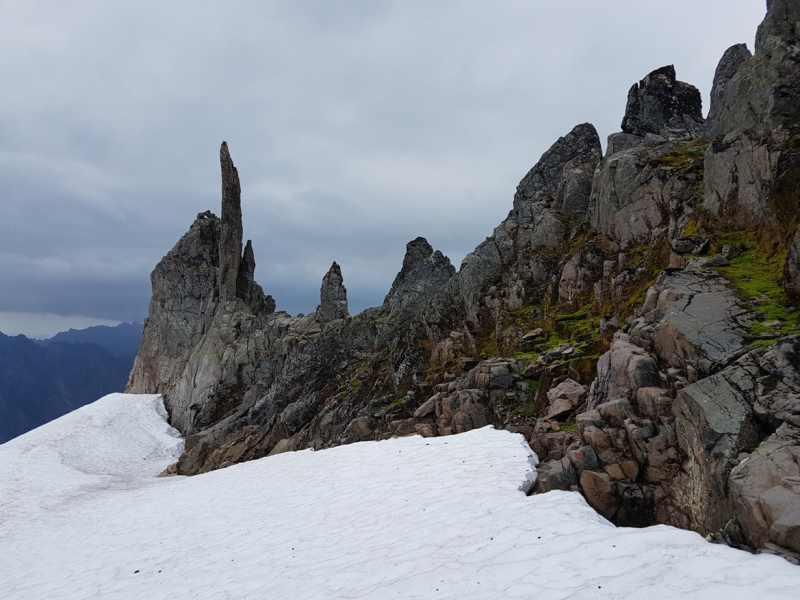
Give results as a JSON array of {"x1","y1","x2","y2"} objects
[{"x1": 712, "y1": 231, "x2": 800, "y2": 344}]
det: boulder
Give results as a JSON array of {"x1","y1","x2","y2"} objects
[
  {"x1": 566, "y1": 445, "x2": 600, "y2": 476},
  {"x1": 671, "y1": 236, "x2": 706, "y2": 254},
  {"x1": 580, "y1": 471, "x2": 618, "y2": 520},
  {"x1": 606, "y1": 132, "x2": 644, "y2": 157},
  {"x1": 730, "y1": 423, "x2": 800, "y2": 556},
  {"x1": 597, "y1": 398, "x2": 634, "y2": 428},
  {"x1": 547, "y1": 378, "x2": 588, "y2": 406},
  {"x1": 546, "y1": 398, "x2": 574, "y2": 421},
  {"x1": 587, "y1": 337, "x2": 659, "y2": 409}
]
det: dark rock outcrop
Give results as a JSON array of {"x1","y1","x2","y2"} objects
[
  {"x1": 219, "y1": 142, "x2": 243, "y2": 301},
  {"x1": 621, "y1": 65, "x2": 705, "y2": 138},
  {"x1": 384, "y1": 238, "x2": 455, "y2": 324},
  {"x1": 316, "y1": 262, "x2": 348, "y2": 322},
  {"x1": 515, "y1": 122, "x2": 602, "y2": 210}
]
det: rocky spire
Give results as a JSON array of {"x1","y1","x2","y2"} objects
[
  {"x1": 621, "y1": 65, "x2": 704, "y2": 137},
  {"x1": 706, "y1": 44, "x2": 752, "y2": 139},
  {"x1": 383, "y1": 237, "x2": 455, "y2": 320},
  {"x1": 316, "y1": 261, "x2": 348, "y2": 322},
  {"x1": 514, "y1": 123, "x2": 601, "y2": 205},
  {"x1": 756, "y1": 0, "x2": 800, "y2": 54},
  {"x1": 236, "y1": 240, "x2": 256, "y2": 296},
  {"x1": 236, "y1": 239, "x2": 276, "y2": 316},
  {"x1": 218, "y1": 141, "x2": 243, "y2": 301}
]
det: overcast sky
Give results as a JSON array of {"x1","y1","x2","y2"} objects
[{"x1": 0, "y1": 0, "x2": 765, "y2": 338}]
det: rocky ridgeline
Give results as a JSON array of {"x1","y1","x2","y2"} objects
[{"x1": 129, "y1": 1, "x2": 800, "y2": 563}]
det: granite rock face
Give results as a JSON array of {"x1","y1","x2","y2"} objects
[
  {"x1": 706, "y1": 44, "x2": 753, "y2": 140},
  {"x1": 129, "y1": 4, "x2": 800, "y2": 563},
  {"x1": 588, "y1": 139, "x2": 704, "y2": 250},
  {"x1": 703, "y1": 0, "x2": 800, "y2": 233},
  {"x1": 445, "y1": 123, "x2": 602, "y2": 324}
]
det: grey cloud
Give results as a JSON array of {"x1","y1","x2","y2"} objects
[{"x1": 0, "y1": 0, "x2": 764, "y2": 333}]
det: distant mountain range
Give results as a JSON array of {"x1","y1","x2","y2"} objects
[
  {"x1": 34, "y1": 322, "x2": 143, "y2": 363},
  {"x1": 0, "y1": 322, "x2": 143, "y2": 444}
]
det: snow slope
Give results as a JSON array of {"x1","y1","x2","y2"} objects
[{"x1": 1, "y1": 394, "x2": 799, "y2": 599}]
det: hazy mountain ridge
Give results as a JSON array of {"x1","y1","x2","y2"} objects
[
  {"x1": 35, "y1": 322, "x2": 143, "y2": 360},
  {"x1": 0, "y1": 323, "x2": 143, "y2": 443}
]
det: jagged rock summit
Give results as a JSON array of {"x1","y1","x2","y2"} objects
[
  {"x1": 129, "y1": 2, "x2": 800, "y2": 564},
  {"x1": 316, "y1": 261, "x2": 348, "y2": 322},
  {"x1": 621, "y1": 65, "x2": 705, "y2": 139}
]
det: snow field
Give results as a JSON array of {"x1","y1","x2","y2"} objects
[{"x1": 0, "y1": 393, "x2": 799, "y2": 599}]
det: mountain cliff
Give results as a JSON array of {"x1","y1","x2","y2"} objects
[{"x1": 128, "y1": 0, "x2": 800, "y2": 562}]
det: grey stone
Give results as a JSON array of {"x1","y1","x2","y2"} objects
[
  {"x1": 237, "y1": 240, "x2": 275, "y2": 316},
  {"x1": 576, "y1": 410, "x2": 605, "y2": 432},
  {"x1": 705, "y1": 254, "x2": 730, "y2": 267},
  {"x1": 754, "y1": 336, "x2": 800, "y2": 427},
  {"x1": 547, "y1": 378, "x2": 588, "y2": 406},
  {"x1": 652, "y1": 267, "x2": 752, "y2": 376},
  {"x1": 721, "y1": 244, "x2": 743, "y2": 259},
  {"x1": 588, "y1": 140, "x2": 702, "y2": 250},
  {"x1": 600, "y1": 316, "x2": 619, "y2": 335},
  {"x1": 597, "y1": 398, "x2": 634, "y2": 428},
  {"x1": 606, "y1": 132, "x2": 644, "y2": 157},
  {"x1": 671, "y1": 236, "x2": 706, "y2": 254},
  {"x1": 316, "y1": 261, "x2": 349, "y2": 322},
  {"x1": 703, "y1": 1, "x2": 800, "y2": 225},
  {"x1": 587, "y1": 338, "x2": 659, "y2": 409},
  {"x1": 566, "y1": 445, "x2": 600, "y2": 476}
]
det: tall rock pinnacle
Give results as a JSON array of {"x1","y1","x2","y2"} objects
[
  {"x1": 219, "y1": 141, "x2": 243, "y2": 301},
  {"x1": 316, "y1": 261, "x2": 349, "y2": 322}
]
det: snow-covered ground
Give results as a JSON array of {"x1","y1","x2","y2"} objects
[{"x1": 1, "y1": 394, "x2": 799, "y2": 599}]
